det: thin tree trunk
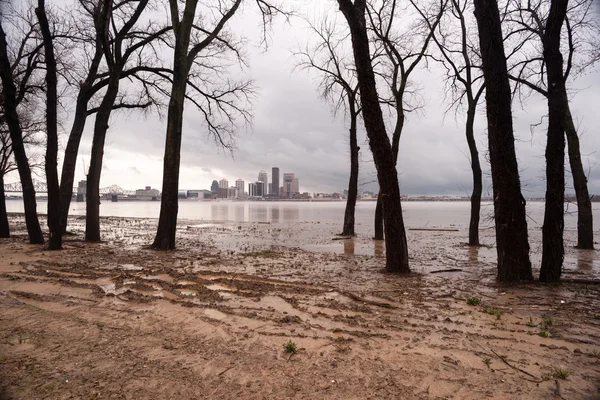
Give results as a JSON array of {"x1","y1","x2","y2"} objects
[
  {"x1": 338, "y1": 0, "x2": 409, "y2": 273},
  {"x1": 374, "y1": 193, "x2": 383, "y2": 240},
  {"x1": 466, "y1": 106, "x2": 482, "y2": 246},
  {"x1": 85, "y1": 77, "x2": 120, "y2": 242},
  {"x1": 341, "y1": 108, "x2": 359, "y2": 236},
  {"x1": 0, "y1": 22, "x2": 44, "y2": 244},
  {"x1": 36, "y1": 0, "x2": 62, "y2": 250},
  {"x1": 565, "y1": 101, "x2": 594, "y2": 249},
  {"x1": 473, "y1": 0, "x2": 532, "y2": 282},
  {"x1": 0, "y1": 174, "x2": 9, "y2": 238},
  {"x1": 540, "y1": 0, "x2": 568, "y2": 283}
]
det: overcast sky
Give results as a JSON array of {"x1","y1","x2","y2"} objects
[{"x1": 9, "y1": 0, "x2": 600, "y2": 197}]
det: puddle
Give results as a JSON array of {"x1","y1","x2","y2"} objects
[
  {"x1": 142, "y1": 274, "x2": 174, "y2": 283},
  {"x1": 119, "y1": 264, "x2": 143, "y2": 271},
  {"x1": 178, "y1": 289, "x2": 197, "y2": 297},
  {"x1": 203, "y1": 308, "x2": 227, "y2": 320},
  {"x1": 1, "y1": 279, "x2": 93, "y2": 298},
  {"x1": 206, "y1": 283, "x2": 233, "y2": 292},
  {"x1": 176, "y1": 281, "x2": 197, "y2": 286}
]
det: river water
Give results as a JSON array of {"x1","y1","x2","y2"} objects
[{"x1": 5, "y1": 199, "x2": 599, "y2": 231}]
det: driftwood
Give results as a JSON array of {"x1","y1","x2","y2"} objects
[
  {"x1": 408, "y1": 228, "x2": 459, "y2": 232},
  {"x1": 332, "y1": 237, "x2": 352, "y2": 241},
  {"x1": 430, "y1": 268, "x2": 463, "y2": 274},
  {"x1": 341, "y1": 291, "x2": 396, "y2": 309}
]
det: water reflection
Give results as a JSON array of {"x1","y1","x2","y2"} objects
[
  {"x1": 211, "y1": 204, "x2": 229, "y2": 221},
  {"x1": 374, "y1": 240, "x2": 384, "y2": 258},
  {"x1": 249, "y1": 205, "x2": 267, "y2": 222},
  {"x1": 343, "y1": 239, "x2": 355, "y2": 255},
  {"x1": 282, "y1": 207, "x2": 300, "y2": 222},
  {"x1": 577, "y1": 249, "x2": 594, "y2": 271},
  {"x1": 235, "y1": 205, "x2": 245, "y2": 222},
  {"x1": 271, "y1": 207, "x2": 280, "y2": 223}
]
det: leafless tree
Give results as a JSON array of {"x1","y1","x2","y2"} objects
[
  {"x1": 0, "y1": 4, "x2": 45, "y2": 244},
  {"x1": 367, "y1": 0, "x2": 446, "y2": 241},
  {"x1": 473, "y1": 0, "x2": 532, "y2": 282},
  {"x1": 152, "y1": 0, "x2": 286, "y2": 250},
  {"x1": 336, "y1": 0, "x2": 410, "y2": 273},
  {"x1": 295, "y1": 16, "x2": 361, "y2": 236},
  {"x1": 429, "y1": 0, "x2": 485, "y2": 246},
  {"x1": 504, "y1": 0, "x2": 598, "y2": 251}
]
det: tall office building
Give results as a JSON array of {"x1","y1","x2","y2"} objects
[
  {"x1": 211, "y1": 180, "x2": 219, "y2": 193},
  {"x1": 256, "y1": 181, "x2": 264, "y2": 197},
  {"x1": 292, "y1": 177, "x2": 299, "y2": 194},
  {"x1": 258, "y1": 170, "x2": 268, "y2": 196},
  {"x1": 248, "y1": 182, "x2": 257, "y2": 197},
  {"x1": 235, "y1": 178, "x2": 245, "y2": 194},
  {"x1": 219, "y1": 178, "x2": 229, "y2": 189},
  {"x1": 283, "y1": 173, "x2": 294, "y2": 198},
  {"x1": 271, "y1": 167, "x2": 279, "y2": 196}
]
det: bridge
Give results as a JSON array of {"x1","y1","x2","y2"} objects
[{"x1": 3, "y1": 181, "x2": 136, "y2": 196}]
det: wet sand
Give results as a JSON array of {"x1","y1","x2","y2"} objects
[{"x1": 1, "y1": 214, "x2": 599, "y2": 399}]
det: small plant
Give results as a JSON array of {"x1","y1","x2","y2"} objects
[
  {"x1": 554, "y1": 368, "x2": 569, "y2": 380},
  {"x1": 590, "y1": 349, "x2": 599, "y2": 357},
  {"x1": 244, "y1": 333, "x2": 249, "y2": 338},
  {"x1": 539, "y1": 328, "x2": 550, "y2": 338},
  {"x1": 526, "y1": 316, "x2": 537, "y2": 327},
  {"x1": 482, "y1": 357, "x2": 491, "y2": 367},
  {"x1": 484, "y1": 307, "x2": 503, "y2": 319},
  {"x1": 283, "y1": 340, "x2": 297, "y2": 353},
  {"x1": 541, "y1": 315, "x2": 553, "y2": 328},
  {"x1": 594, "y1": 314, "x2": 600, "y2": 320},
  {"x1": 466, "y1": 297, "x2": 481, "y2": 306}
]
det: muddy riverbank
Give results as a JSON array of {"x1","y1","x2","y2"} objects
[{"x1": 1, "y1": 214, "x2": 599, "y2": 399}]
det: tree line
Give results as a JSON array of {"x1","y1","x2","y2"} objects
[{"x1": 0, "y1": 0, "x2": 597, "y2": 283}]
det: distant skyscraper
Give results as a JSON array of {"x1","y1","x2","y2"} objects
[
  {"x1": 283, "y1": 173, "x2": 294, "y2": 198},
  {"x1": 211, "y1": 180, "x2": 219, "y2": 193},
  {"x1": 292, "y1": 177, "x2": 299, "y2": 194},
  {"x1": 256, "y1": 181, "x2": 264, "y2": 197},
  {"x1": 248, "y1": 182, "x2": 257, "y2": 197},
  {"x1": 272, "y1": 167, "x2": 279, "y2": 196},
  {"x1": 235, "y1": 178, "x2": 245, "y2": 194},
  {"x1": 219, "y1": 178, "x2": 229, "y2": 189},
  {"x1": 258, "y1": 170, "x2": 268, "y2": 196},
  {"x1": 268, "y1": 183, "x2": 272, "y2": 195}
]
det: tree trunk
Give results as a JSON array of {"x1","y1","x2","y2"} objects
[
  {"x1": 85, "y1": 76, "x2": 120, "y2": 242},
  {"x1": 341, "y1": 108, "x2": 359, "y2": 236},
  {"x1": 374, "y1": 193, "x2": 383, "y2": 240},
  {"x1": 540, "y1": 0, "x2": 568, "y2": 283},
  {"x1": 36, "y1": 0, "x2": 62, "y2": 250},
  {"x1": 338, "y1": 0, "x2": 409, "y2": 273},
  {"x1": 0, "y1": 174, "x2": 9, "y2": 238},
  {"x1": 152, "y1": 20, "x2": 192, "y2": 250},
  {"x1": 473, "y1": 0, "x2": 532, "y2": 282},
  {"x1": 0, "y1": 22, "x2": 44, "y2": 244},
  {"x1": 565, "y1": 101, "x2": 594, "y2": 249},
  {"x1": 466, "y1": 106, "x2": 482, "y2": 246}
]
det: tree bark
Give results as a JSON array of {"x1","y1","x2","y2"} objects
[
  {"x1": 539, "y1": 0, "x2": 568, "y2": 283},
  {"x1": 341, "y1": 104, "x2": 359, "y2": 236},
  {"x1": 374, "y1": 192, "x2": 383, "y2": 240},
  {"x1": 85, "y1": 76, "x2": 120, "y2": 242},
  {"x1": 338, "y1": 0, "x2": 409, "y2": 273},
  {"x1": 0, "y1": 174, "x2": 9, "y2": 238},
  {"x1": 0, "y1": 22, "x2": 44, "y2": 244},
  {"x1": 152, "y1": 0, "x2": 197, "y2": 250},
  {"x1": 565, "y1": 101, "x2": 594, "y2": 249},
  {"x1": 473, "y1": 0, "x2": 532, "y2": 282},
  {"x1": 466, "y1": 106, "x2": 482, "y2": 246},
  {"x1": 36, "y1": 0, "x2": 62, "y2": 250}
]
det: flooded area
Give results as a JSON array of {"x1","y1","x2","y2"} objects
[{"x1": 1, "y1": 209, "x2": 600, "y2": 399}]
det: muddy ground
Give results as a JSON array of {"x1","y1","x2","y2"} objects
[{"x1": 1, "y1": 214, "x2": 599, "y2": 399}]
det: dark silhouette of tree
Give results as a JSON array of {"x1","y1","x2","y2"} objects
[
  {"x1": 473, "y1": 0, "x2": 532, "y2": 282},
  {"x1": 337, "y1": 0, "x2": 409, "y2": 273},
  {"x1": 36, "y1": 0, "x2": 62, "y2": 250},
  {"x1": 295, "y1": 17, "x2": 361, "y2": 236},
  {"x1": 368, "y1": 0, "x2": 445, "y2": 241},
  {"x1": 505, "y1": 0, "x2": 598, "y2": 250},
  {"x1": 0, "y1": 9, "x2": 44, "y2": 244},
  {"x1": 429, "y1": 0, "x2": 485, "y2": 246},
  {"x1": 152, "y1": 0, "x2": 284, "y2": 250}
]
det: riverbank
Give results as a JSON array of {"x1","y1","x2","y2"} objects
[{"x1": 1, "y1": 214, "x2": 599, "y2": 399}]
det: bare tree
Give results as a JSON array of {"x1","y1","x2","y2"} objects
[
  {"x1": 36, "y1": 0, "x2": 62, "y2": 249},
  {"x1": 295, "y1": 16, "x2": 361, "y2": 236},
  {"x1": 367, "y1": 0, "x2": 446, "y2": 241},
  {"x1": 0, "y1": 7, "x2": 44, "y2": 244},
  {"x1": 152, "y1": 0, "x2": 283, "y2": 250},
  {"x1": 336, "y1": 0, "x2": 409, "y2": 273},
  {"x1": 429, "y1": 0, "x2": 485, "y2": 246},
  {"x1": 505, "y1": 0, "x2": 597, "y2": 250},
  {"x1": 473, "y1": 0, "x2": 532, "y2": 282}
]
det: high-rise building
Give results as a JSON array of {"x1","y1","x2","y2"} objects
[
  {"x1": 268, "y1": 183, "x2": 272, "y2": 195},
  {"x1": 219, "y1": 178, "x2": 229, "y2": 189},
  {"x1": 235, "y1": 178, "x2": 245, "y2": 194},
  {"x1": 258, "y1": 170, "x2": 268, "y2": 196},
  {"x1": 256, "y1": 181, "x2": 264, "y2": 197},
  {"x1": 283, "y1": 173, "x2": 294, "y2": 198},
  {"x1": 248, "y1": 182, "x2": 257, "y2": 197},
  {"x1": 271, "y1": 167, "x2": 279, "y2": 196},
  {"x1": 211, "y1": 180, "x2": 219, "y2": 193},
  {"x1": 292, "y1": 178, "x2": 299, "y2": 194}
]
